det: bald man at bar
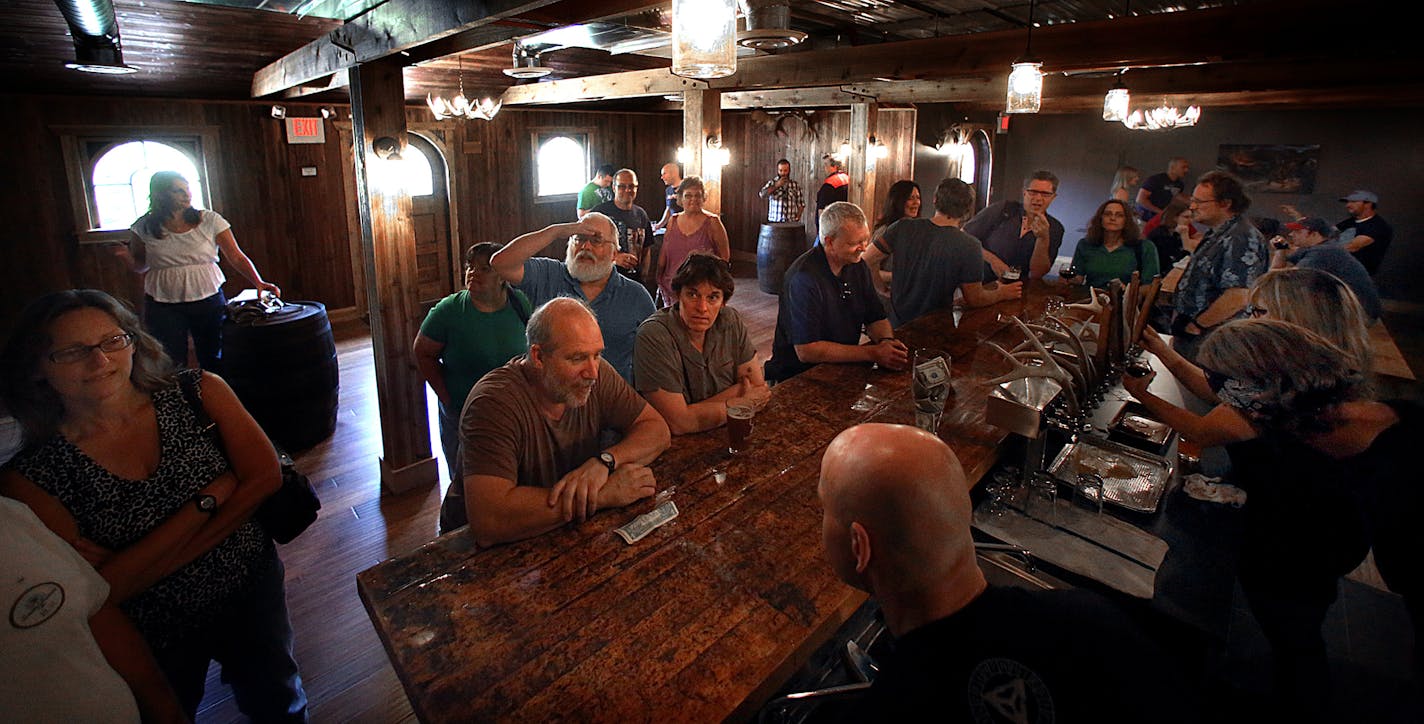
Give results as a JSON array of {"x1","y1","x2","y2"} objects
[
  {"x1": 818, "y1": 424, "x2": 1199, "y2": 722},
  {"x1": 439, "y1": 298, "x2": 670, "y2": 544}
]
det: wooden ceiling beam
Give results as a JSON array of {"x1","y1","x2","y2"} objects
[
  {"x1": 252, "y1": 0, "x2": 664, "y2": 98},
  {"x1": 501, "y1": 0, "x2": 1417, "y2": 107},
  {"x1": 253, "y1": 0, "x2": 562, "y2": 97}
]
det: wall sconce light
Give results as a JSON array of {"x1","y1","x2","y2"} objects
[
  {"x1": 372, "y1": 136, "x2": 403, "y2": 161},
  {"x1": 705, "y1": 135, "x2": 731, "y2": 167},
  {"x1": 1102, "y1": 72, "x2": 1130, "y2": 122},
  {"x1": 319, "y1": 106, "x2": 337, "y2": 120},
  {"x1": 675, "y1": 145, "x2": 691, "y2": 164},
  {"x1": 837, "y1": 140, "x2": 853, "y2": 160},
  {"x1": 270, "y1": 105, "x2": 287, "y2": 120},
  {"x1": 1004, "y1": 0, "x2": 1043, "y2": 114},
  {"x1": 868, "y1": 136, "x2": 890, "y2": 161},
  {"x1": 671, "y1": 0, "x2": 737, "y2": 79}
]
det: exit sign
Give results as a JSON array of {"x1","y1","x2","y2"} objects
[{"x1": 285, "y1": 117, "x2": 326, "y2": 144}]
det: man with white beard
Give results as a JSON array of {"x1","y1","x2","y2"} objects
[
  {"x1": 492, "y1": 213, "x2": 656, "y2": 382},
  {"x1": 439, "y1": 297, "x2": 670, "y2": 542}
]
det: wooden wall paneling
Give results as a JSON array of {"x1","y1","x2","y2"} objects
[
  {"x1": 870, "y1": 108, "x2": 917, "y2": 224},
  {"x1": 848, "y1": 103, "x2": 878, "y2": 220},
  {"x1": 349, "y1": 59, "x2": 438, "y2": 493}
]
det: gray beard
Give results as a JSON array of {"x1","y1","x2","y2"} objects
[{"x1": 565, "y1": 249, "x2": 613, "y2": 283}]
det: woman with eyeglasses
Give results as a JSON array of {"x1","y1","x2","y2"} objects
[
  {"x1": 655, "y1": 176, "x2": 731, "y2": 307},
  {"x1": 0, "y1": 289, "x2": 307, "y2": 721},
  {"x1": 1195, "y1": 319, "x2": 1420, "y2": 714},
  {"x1": 414, "y1": 243, "x2": 534, "y2": 534},
  {"x1": 1064, "y1": 199, "x2": 1159, "y2": 288},
  {"x1": 634, "y1": 255, "x2": 768, "y2": 435},
  {"x1": 110, "y1": 171, "x2": 280, "y2": 371}
]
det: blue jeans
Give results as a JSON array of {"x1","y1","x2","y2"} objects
[
  {"x1": 153, "y1": 557, "x2": 308, "y2": 722},
  {"x1": 437, "y1": 401, "x2": 466, "y2": 535},
  {"x1": 145, "y1": 291, "x2": 226, "y2": 370}
]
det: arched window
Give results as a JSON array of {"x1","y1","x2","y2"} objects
[
  {"x1": 397, "y1": 141, "x2": 435, "y2": 197},
  {"x1": 90, "y1": 140, "x2": 206, "y2": 230},
  {"x1": 533, "y1": 132, "x2": 590, "y2": 198}
]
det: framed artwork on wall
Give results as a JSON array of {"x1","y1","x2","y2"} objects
[{"x1": 1216, "y1": 144, "x2": 1320, "y2": 194}]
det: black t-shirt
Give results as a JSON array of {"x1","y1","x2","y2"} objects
[
  {"x1": 1137, "y1": 172, "x2": 1185, "y2": 219},
  {"x1": 1336, "y1": 215, "x2": 1392, "y2": 274},
  {"x1": 853, "y1": 586, "x2": 1199, "y2": 723}
]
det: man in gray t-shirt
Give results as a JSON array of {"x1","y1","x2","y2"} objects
[{"x1": 863, "y1": 178, "x2": 1017, "y2": 327}]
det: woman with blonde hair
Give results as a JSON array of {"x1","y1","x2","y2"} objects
[
  {"x1": 1123, "y1": 267, "x2": 1372, "y2": 448},
  {"x1": 1197, "y1": 319, "x2": 1420, "y2": 713},
  {"x1": 1108, "y1": 165, "x2": 1140, "y2": 203}
]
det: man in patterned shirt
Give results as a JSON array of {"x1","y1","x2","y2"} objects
[
  {"x1": 758, "y1": 158, "x2": 803, "y2": 223},
  {"x1": 1171, "y1": 171, "x2": 1267, "y2": 362}
]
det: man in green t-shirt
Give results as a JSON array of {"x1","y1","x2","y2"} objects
[{"x1": 577, "y1": 164, "x2": 616, "y2": 218}]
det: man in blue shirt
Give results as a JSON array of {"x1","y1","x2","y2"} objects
[
  {"x1": 491, "y1": 213, "x2": 655, "y2": 382},
  {"x1": 962, "y1": 170, "x2": 1065, "y2": 281},
  {"x1": 1172, "y1": 171, "x2": 1267, "y2": 361},
  {"x1": 1274, "y1": 217, "x2": 1381, "y2": 321},
  {"x1": 765, "y1": 202, "x2": 908, "y2": 383}
]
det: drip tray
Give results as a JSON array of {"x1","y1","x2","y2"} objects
[{"x1": 1047, "y1": 436, "x2": 1173, "y2": 514}]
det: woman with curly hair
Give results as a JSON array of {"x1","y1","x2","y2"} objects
[{"x1": 1065, "y1": 199, "x2": 1158, "y2": 288}]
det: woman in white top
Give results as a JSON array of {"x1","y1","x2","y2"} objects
[{"x1": 113, "y1": 171, "x2": 279, "y2": 370}]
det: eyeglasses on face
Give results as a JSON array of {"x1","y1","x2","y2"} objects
[
  {"x1": 615, "y1": 184, "x2": 638, "y2": 190},
  {"x1": 1189, "y1": 196, "x2": 1221, "y2": 206},
  {"x1": 1024, "y1": 189, "x2": 1056, "y2": 198},
  {"x1": 1245, "y1": 304, "x2": 1269, "y2": 318},
  {"x1": 49, "y1": 333, "x2": 135, "y2": 364},
  {"x1": 572, "y1": 235, "x2": 613, "y2": 248}
]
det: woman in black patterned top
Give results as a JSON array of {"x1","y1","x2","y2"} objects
[{"x1": 0, "y1": 289, "x2": 307, "y2": 722}]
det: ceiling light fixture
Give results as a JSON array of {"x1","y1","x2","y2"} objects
[
  {"x1": 429, "y1": 55, "x2": 501, "y2": 121},
  {"x1": 1123, "y1": 98, "x2": 1201, "y2": 130},
  {"x1": 672, "y1": 0, "x2": 737, "y2": 79},
  {"x1": 503, "y1": 41, "x2": 554, "y2": 79},
  {"x1": 1102, "y1": 72, "x2": 1130, "y2": 122},
  {"x1": 1005, "y1": 0, "x2": 1043, "y2": 114}
]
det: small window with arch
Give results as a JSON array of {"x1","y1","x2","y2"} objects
[{"x1": 531, "y1": 130, "x2": 591, "y2": 200}]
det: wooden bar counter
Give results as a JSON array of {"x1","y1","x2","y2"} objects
[{"x1": 357, "y1": 283, "x2": 1069, "y2": 722}]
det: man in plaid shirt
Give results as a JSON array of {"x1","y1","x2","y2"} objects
[{"x1": 758, "y1": 158, "x2": 804, "y2": 223}]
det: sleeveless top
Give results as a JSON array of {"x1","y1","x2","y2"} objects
[
  {"x1": 9, "y1": 369, "x2": 274, "y2": 648},
  {"x1": 658, "y1": 213, "x2": 717, "y2": 305}
]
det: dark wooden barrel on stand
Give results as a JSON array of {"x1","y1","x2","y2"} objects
[
  {"x1": 756, "y1": 222, "x2": 808, "y2": 294},
  {"x1": 223, "y1": 300, "x2": 339, "y2": 452}
]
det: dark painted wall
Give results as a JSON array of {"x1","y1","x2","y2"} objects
[{"x1": 974, "y1": 109, "x2": 1422, "y2": 305}]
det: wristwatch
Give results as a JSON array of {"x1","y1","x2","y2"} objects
[
  {"x1": 191, "y1": 493, "x2": 218, "y2": 515},
  {"x1": 597, "y1": 451, "x2": 616, "y2": 474}
]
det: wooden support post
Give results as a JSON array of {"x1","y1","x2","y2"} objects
[
  {"x1": 848, "y1": 102, "x2": 879, "y2": 223},
  {"x1": 682, "y1": 89, "x2": 723, "y2": 213},
  {"x1": 348, "y1": 58, "x2": 438, "y2": 494}
]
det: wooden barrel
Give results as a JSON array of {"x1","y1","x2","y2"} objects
[
  {"x1": 756, "y1": 222, "x2": 808, "y2": 294},
  {"x1": 223, "y1": 301, "x2": 339, "y2": 452}
]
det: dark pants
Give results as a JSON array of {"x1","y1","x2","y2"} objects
[
  {"x1": 152, "y1": 558, "x2": 308, "y2": 723},
  {"x1": 145, "y1": 291, "x2": 226, "y2": 371},
  {"x1": 437, "y1": 402, "x2": 466, "y2": 535},
  {"x1": 1239, "y1": 564, "x2": 1338, "y2": 721}
]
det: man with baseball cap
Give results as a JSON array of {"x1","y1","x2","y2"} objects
[
  {"x1": 1274, "y1": 217, "x2": 1381, "y2": 321},
  {"x1": 1336, "y1": 190, "x2": 1392, "y2": 275}
]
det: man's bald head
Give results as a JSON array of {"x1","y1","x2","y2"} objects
[{"x1": 818, "y1": 424, "x2": 976, "y2": 594}]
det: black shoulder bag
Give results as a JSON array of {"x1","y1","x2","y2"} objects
[{"x1": 177, "y1": 373, "x2": 321, "y2": 544}]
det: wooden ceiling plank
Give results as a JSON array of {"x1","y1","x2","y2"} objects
[
  {"x1": 252, "y1": 0, "x2": 564, "y2": 98},
  {"x1": 500, "y1": 0, "x2": 1418, "y2": 107}
]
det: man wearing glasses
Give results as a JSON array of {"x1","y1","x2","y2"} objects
[
  {"x1": 492, "y1": 213, "x2": 656, "y2": 382},
  {"x1": 590, "y1": 168, "x2": 655, "y2": 288},
  {"x1": 1171, "y1": 171, "x2": 1267, "y2": 361},
  {"x1": 963, "y1": 170, "x2": 1065, "y2": 281}
]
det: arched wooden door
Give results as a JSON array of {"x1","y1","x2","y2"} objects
[{"x1": 406, "y1": 132, "x2": 454, "y2": 307}]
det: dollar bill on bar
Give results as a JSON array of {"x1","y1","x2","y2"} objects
[
  {"x1": 615, "y1": 500, "x2": 679, "y2": 544},
  {"x1": 913, "y1": 355, "x2": 950, "y2": 388}
]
